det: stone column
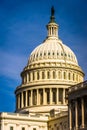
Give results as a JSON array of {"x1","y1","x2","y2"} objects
[
  {"x1": 50, "y1": 70, "x2": 53, "y2": 79},
  {"x1": 69, "y1": 103, "x2": 72, "y2": 130},
  {"x1": 45, "y1": 71, "x2": 47, "y2": 79},
  {"x1": 30, "y1": 72, "x2": 32, "y2": 82},
  {"x1": 55, "y1": 70, "x2": 57, "y2": 79},
  {"x1": 51, "y1": 27, "x2": 52, "y2": 35},
  {"x1": 26, "y1": 91, "x2": 28, "y2": 107},
  {"x1": 35, "y1": 71, "x2": 37, "y2": 81},
  {"x1": 21, "y1": 92, "x2": 23, "y2": 108},
  {"x1": 18, "y1": 94, "x2": 20, "y2": 109},
  {"x1": 43, "y1": 88, "x2": 46, "y2": 105},
  {"x1": 39, "y1": 71, "x2": 41, "y2": 80},
  {"x1": 81, "y1": 97, "x2": 85, "y2": 128},
  {"x1": 1, "y1": 120, "x2": 4, "y2": 130},
  {"x1": 50, "y1": 88, "x2": 52, "y2": 104},
  {"x1": 75, "y1": 100, "x2": 78, "y2": 130}
]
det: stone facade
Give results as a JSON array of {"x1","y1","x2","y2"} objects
[
  {"x1": 0, "y1": 111, "x2": 68, "y2": 130},
  {"x1": 68, "y1": 81, "x2": 87, "y2": 130}
]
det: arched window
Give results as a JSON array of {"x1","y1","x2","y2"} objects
[
  {"x1": 68, "y1": 72, "x2": 71, "y2": 80},
  {"x1": 58, "y1": 71, "x2": 61, "y2": 79},
  {"x1": 64, "y1": 72, "x2": 66, "y2": 79},
  {"x1": 24, "y1": 75, "x2": 27, "y2": 84},
  {"x1": 53, "y1": 71, "x2": 56, "y2": 79},
  {"x1": 36, "y1": 53, "x2": 38, "y2": 58},
  {"x1": 42, "y1": 71, "x2": 45, "y2": 79},
  {"x1": 22, "y1": 75, "x2": 24, "y2": 84},
  {"x1": 44, "y1": 52, "x2": 46, "y2": 56},
  {"x1": 73, "y1": 73, "x2": 75, "y2": 81},
  {"x1": 29, "y1": 72, "x2": 30, "y2": 81},
  {"x1": 37, "y1": 72, "x2": 39, "y2": 80},
  {"x1": 32, "y1": 72, "x2": 35, "y2": 80},
  {"x1": 47, "y1": 71, "x2": 50, "y2": 79},
  {"x1": 57, "y1": 52, "x2": 59, "y2": 56},
  {"x1": 48, "y1": 52, "x2": 50, "y2": 56},
  {"x1": 76, "y1": 74, "x2": 78, "y2": 81},
  {"x1": 29, "y1": 72, "x2": 32, "y2": 82},
  {"x1": 53, "y1": 52, "x2": 55, "y2": 56}
]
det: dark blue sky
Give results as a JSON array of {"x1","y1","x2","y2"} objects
[{"x1": 0, "y1": 0, "x2": 87, "y2": 112}]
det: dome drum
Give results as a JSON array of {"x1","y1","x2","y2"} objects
[{"x1": 20, "y1": 64, "x2": 84, "y2": 86}]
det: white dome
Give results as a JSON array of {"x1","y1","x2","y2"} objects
[
  {"x1": 28, "y1": 12, "x2": 78, "y2": 66},
  {"x1": 28, "y1": 37, "x2": 78, "y2": 66},
  {"x1": 15, "y1": 7, "x2": 84, "y2": 114}
]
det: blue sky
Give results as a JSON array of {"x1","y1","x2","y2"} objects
[{"x1": 0, "y1": 0, "x2": 87, "y2": 112}]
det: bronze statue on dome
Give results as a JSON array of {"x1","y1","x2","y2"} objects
[{"x1": 51, "y1": 6, "x2": 55, "y2": 16}]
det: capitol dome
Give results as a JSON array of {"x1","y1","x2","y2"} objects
[
  {"x1": 15, "y1": 7, "x2": 84, "y2": 115},
  {"x1": 28, "y1": 37, "x2": 78, "y2": 66}
]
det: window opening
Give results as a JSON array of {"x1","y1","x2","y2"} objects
[{"x1": 10, "y1": 126, "x2": 13, "y2": 130}]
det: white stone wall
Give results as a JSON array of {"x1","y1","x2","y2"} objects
[
  {"x1": 0, "y1": 112, "x2": 48, "y2": 130},
  {"x1": 48, "y1": 111, "x2": 68, "y2": 130}
]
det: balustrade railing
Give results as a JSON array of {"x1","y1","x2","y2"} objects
[{"x1": 69, "y1": 80, "x2": 87, "y2": 92}]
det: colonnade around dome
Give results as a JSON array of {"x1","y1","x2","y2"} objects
[{"x1": 16, "y1": 87, "x2": 68, "y2": 111}]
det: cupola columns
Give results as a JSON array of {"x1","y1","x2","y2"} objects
[{"x1": 46, "y1": 6, "x2": 59, "y2": 38}]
